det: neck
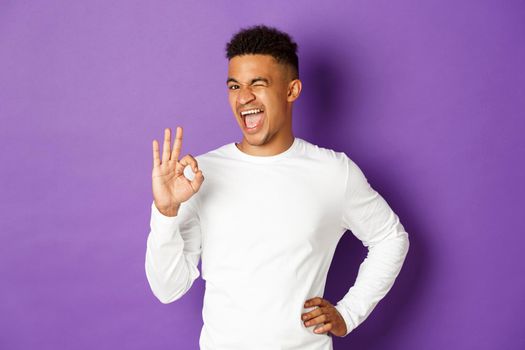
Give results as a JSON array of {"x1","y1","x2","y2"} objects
[{"x1": 236, "y1": 131, "x2": 295, "y2": 157}]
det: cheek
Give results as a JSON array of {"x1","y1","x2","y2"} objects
[
  {"x1": 258, "y1": 91, "x2": 275, "y2": 108},
  {"x1": 228, "y1": 94, "x2": 237, "y2": 108},
  {"x1": 267, "y1": 94, "x2": 286, "y2": 113}
]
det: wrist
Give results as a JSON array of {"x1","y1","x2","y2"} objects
[{"x1": 155, "y1": 201, "x2": 181, "y2": 217}]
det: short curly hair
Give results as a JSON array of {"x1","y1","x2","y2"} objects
[{"x1": 225, "y1": 24, "x2": 299, "y2": 79}]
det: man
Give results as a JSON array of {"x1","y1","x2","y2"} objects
[{"x1": 146, "y1": 25, "x2": 409, "y2": 350}]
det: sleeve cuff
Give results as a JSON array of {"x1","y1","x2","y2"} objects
[
  {"x1": 150, "y1": 200, "x2": 180, "y2": 236},
  {"x1": 334, "y1": 300, "x2": 356, "y2": 337}
]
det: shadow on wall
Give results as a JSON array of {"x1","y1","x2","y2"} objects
[
  {"x1": 328, "y1": 218, "x2": 427, "y2": 349},
  {"x1": 299, "y1": 43, "x2": 427, "y2": 349},
  {"x1": 296, "y1": 43, "x2": 362, "y2": 152}
]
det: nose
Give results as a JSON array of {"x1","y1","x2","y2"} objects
[{"x1": 237, "y1": 86, "x2": 256, "y2": 105}]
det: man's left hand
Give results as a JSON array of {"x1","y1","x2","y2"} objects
[{"x1": 302, "y1": 297, "x2": 347, "y2": 337}]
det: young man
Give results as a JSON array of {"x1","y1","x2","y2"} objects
[{"x1": 146, "y1": 25, "x2": 409, "y2": 350}]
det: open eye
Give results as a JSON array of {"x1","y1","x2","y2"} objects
[{"x1": 228, "y1": 84, "x2": 240, "y2": 90}]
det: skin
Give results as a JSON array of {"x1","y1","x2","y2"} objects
[
  {"x1": 227, "y1": 54, "x2": 301, "y2": 156},
  {"x1": 151, "y1": 127, "x2": 204, "y2": 217},
  {"x1": 302, "y1": 297, "x2": 348, "y2": 336},
  {"x1": 151, "y1": 53, "x2": 347, "y2": 337}
]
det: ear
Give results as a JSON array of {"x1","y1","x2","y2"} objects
[{"x1": 287, "y1": 79, "x2": 302, "y2": 102}]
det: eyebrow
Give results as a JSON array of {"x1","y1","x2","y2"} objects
[{"x1": 226, "y1": 77, "x2": 270, "y2": 85}]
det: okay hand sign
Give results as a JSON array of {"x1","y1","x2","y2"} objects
[{"x1": 152, "y1": 127, "x2": 204, "y2": 217}]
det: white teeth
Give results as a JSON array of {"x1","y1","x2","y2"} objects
[{"x1": 240, "y1": 108, "x2": 263, "y2": 116}]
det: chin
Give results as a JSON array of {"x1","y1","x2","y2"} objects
[{"x1": 243, "y1": 132, "x2": 269, "y2": 146}]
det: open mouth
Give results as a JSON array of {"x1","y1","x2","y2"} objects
[{"x1": 240, "y1": 108, "x2": 264, "y2": 129}]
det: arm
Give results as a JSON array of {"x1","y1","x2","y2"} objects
[
  {"x1": 145, "y1": 196, "x2": 202, "y2": 304},
  {"x1": 146, "y1": 126, "x2": 204, "y2": 304},
  {"x1": 334, "y1": 155, "x2": 410, "y2": 336}
]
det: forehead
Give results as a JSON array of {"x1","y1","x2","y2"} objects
[{"x1": 227, "y1": 54, "x2": 288, "y2": 80}]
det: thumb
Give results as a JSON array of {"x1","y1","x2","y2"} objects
[{"x1": 190, "y1": 170, "x2": 205, "y2": 193}]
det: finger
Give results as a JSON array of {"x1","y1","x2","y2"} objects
[
  {"x1": 302, "y1": 306, "x2": 330, "y2": 322},
  {"x1": 179, "y1": 154, "x2": 199, "y2": 173},
  {"x1": 305, "y1": 313, "x2": 330, "y2": 327},
  {"x1": 171, "y1": 126, "x2": 183, "y2": 161},
  {"x1": 178, "y1": 155, "x2": 205, "y2": 193},
  {"x1": 304, "y1": 297, "x2": 328, "y2": 308},
  {"x1": 162, "y1": 128, "x2": 171, "y2": 164},
  {"x1": 152, "y1": 139, "x2": 161, "y2": 168},
  {"x1": 314, "y1": 322, "x2": 332, "y2": 334}
]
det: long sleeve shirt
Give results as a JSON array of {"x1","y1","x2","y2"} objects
[{"x1": 145, "y1": 136, "x2": 410, "y2": 350}]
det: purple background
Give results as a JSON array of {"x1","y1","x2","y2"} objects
[{"x1": 1, "y1": 1, "x2": 524, "y2": 349}]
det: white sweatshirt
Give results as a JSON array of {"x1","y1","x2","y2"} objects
[{"x1": 145, "y1": 136, "x2": 409, "y2": 350}]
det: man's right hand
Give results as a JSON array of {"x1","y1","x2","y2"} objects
[{"x1": 152, "y1": 126, "x2": 205, "y2": 217}]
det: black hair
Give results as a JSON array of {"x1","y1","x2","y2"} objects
[{"x1": 225, "y1": 24, "x2": 299, "y2": 79}]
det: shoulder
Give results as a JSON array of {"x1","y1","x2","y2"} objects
[
  {"x1": 297, "y1": 139, "x2": 368, "y2": 190},
  {"x1": 297, "y1": 137, "x2": 353, "y2": 167},
  {"x1": 193, "y1": 142, "x2": 233, "y2": 163}
]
